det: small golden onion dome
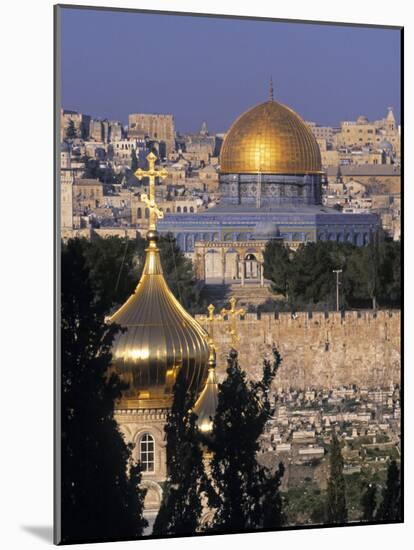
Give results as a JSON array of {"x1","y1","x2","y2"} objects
[
  {"x1": 220, "y1": 99, "x2": 322, "y2": 175},
  {"x1": 107, "y1": 230, "x2": 210, "y2": 409},
  {"x1": 193, "y1": 346, "x2": 219, "y2": 436}
]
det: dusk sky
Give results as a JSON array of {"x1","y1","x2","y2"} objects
[{"x1": 60, "y1": 7, "x2": 401, "y2": 134}]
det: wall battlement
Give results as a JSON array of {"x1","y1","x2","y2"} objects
[{"x1": 195, "y1": 310, "x2": 401, "y2": 390}]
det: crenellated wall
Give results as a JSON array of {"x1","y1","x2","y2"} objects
[{"x1": 195, "y1": 310, "x2": 401, "y2": 390}]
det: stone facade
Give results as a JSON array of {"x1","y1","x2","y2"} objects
[
  {"x1": 115, "y1": 407, "x2": 168, "y2": 516},
  {"x1": 195, "y1": 310, "x2": 401, "y2": 390},
  {"x1": 128, "y1": 113, "x2": 175, "y2": 157}
]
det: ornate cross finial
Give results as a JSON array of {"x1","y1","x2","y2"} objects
[
  {"x1": 219, "y1": 297, "x2": 245, "y2": 349},
  {"x1": 205, "y1": 304, "x2": 222, "y2": 351},
  {"x1": 135, "y1": 152, "x2": 168, "y2": 231},
  {"x1": 269, "y1": 76, "x2": 274, "y2": 102}
]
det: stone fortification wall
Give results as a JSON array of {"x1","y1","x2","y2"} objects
[{"x1": 195, "y1": 310, "x2": 401, "y2": 390}]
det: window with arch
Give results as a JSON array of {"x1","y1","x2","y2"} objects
[{"x1": 139, "y1": 433, "x2": 155, "y2": 472}]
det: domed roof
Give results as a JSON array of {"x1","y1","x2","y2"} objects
[
  {"x1": 107, "y1": 230, "x2": 210, "y2": 409},
  {"x1": 220, "y1": 99, "x2": 322, "y2": 175},
  {"x1": 193, "y1": 347, "x2": 219, "y2": 436}
]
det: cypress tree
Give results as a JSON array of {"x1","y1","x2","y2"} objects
[
  {"x1": 131, "y1": 147, "x2": 139, "y2": 172},
  {"x1": 361, "y1": 483, "x2": 377, "y2": 521},
  {"x1": 60, "y1": 239, "x2": 147, "y2": 543},
  {"x1": 152, "y1": 370, "x2": 208, "y2": 536},
  {"x1": 65, "y1": 119, "x2": 77, "y2": 140},
  {"x1": 263, "y1": 240, "x2": 291, "y2": 298},
  {"x1": 208, "y1": 347, "x2": 284, "y2": 532},
  {"x1": 326, "y1": 432, "x2": 348, "y2": 524},
  {"x1": 376, "y1": 460, "x2": 401, "y2": 522}
]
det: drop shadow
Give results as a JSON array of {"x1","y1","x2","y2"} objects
[{"x1": 21, "y1": 525, "x2": 53, "y2": 543}]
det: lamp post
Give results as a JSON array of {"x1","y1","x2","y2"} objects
[{"x1": 332, "y1": 269, "x2": 343, "y2": 312}]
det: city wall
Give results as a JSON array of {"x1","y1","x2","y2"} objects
[{"x1": 195, "y1": 310, "x2": 401, "y2": 390}]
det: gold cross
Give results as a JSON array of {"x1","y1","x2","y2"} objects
[
  {"x1": 219, "y1": 297, "x2": 245, "y2": 349},
  {"x1": 134, "y1": 151, "x2": 168, "y2": 231}
]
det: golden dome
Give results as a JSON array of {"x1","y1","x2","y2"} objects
[
  {"x1": 220, "y1": 99, "x2": 322, "y2": 175},
  {"x1": 107, "y1": 231, "x2": 210, "y2": 409}
]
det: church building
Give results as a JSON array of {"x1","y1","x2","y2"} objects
[{"x1": 106, "y1": 154, "x2": 218, "y2": 525}]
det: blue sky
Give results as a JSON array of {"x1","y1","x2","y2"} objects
[{"x1": 60, "y1": 7, "x2": 401, "y2": 133}]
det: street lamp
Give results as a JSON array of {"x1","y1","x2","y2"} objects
[{"x1": 332, "y1": 269, "x2": 343, "y2": 312}]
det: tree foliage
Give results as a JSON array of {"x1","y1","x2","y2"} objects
[
  {"x1": 376, "y1": 460, "x2": 401, "y2": 522},
  {"x1": 263, "y1": 239, "x2": 401, "y2": 309},
  {"x1": 361, "y1": 483, "x2": 377, "y2": 521},
  {"x1": 131, "y1": 147, "x2": 139, "y2": 173},
  {"x1": 326, "y1": 433, "x2": 348, "y2": 524},
  {"x1": 71, "y1": 233, "x2": 200, "y2": 314},
  {"x1": 60, "y1": 239, "x2": 147, "y2": 543},
  {"x1": 263, "y1": 240, "x2": 291, "y2": 297},
  {"x1": 208, "y1": 348, "x2": 285, "y2": 532},
  {"x1": 65, "y1": 119, "x2": 77, "y2": 140},
  {"x1": 152, "y1": 370, "x2": 208, "y2": 536}
]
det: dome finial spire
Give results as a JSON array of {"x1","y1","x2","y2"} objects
[{"x1": 269, "y1": 76, "x2": 274, "y2": 101}]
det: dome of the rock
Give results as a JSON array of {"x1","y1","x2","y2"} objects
[{"x1": 220, "y1": 99, "x2": 322, "y2": 175}]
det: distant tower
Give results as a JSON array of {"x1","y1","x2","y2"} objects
[
  {"x1": 336, "y1": 164, "x2": 343, "y2": 184},
  {"x1": 386, "y1": 106, "x2": 396, "y2": 131},
  {"x1": 269, "y1": 76, "x2": 274, "y2": 101},
  {"x1": 200, "y1": 121, "x2": 209, "y2": 136}
]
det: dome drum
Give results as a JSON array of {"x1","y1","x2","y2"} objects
[{"x1": 219, "y1": 172, "x2": 322, "y2": 207}]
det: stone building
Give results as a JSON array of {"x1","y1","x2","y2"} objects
[
  {"x1": 72, "y1": 178, "x2": 104, "y2": 214},
  {"x1": 334, "y1": 108, "x2": 400, "y2": 158},
  {"x1": 60, "y1": 108, "x2": 91, "y2": 141},
  {"x1": 128, "y1": 113, "x2": 175, "y2": 158},
  {"x1": 325, "y1": 164, "x2": 401, "y2": 194}
]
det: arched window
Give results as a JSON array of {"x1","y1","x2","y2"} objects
[
  {"x1": 139, "y1": 433, "x2": 155, "y2": 472},
  {"x1": 137, "y1": 207, "x2": 142, "y2": 219},
  {"x1": 145, "y1": 208, "x2": 149, "y2": 219},
  {"x1": 190, "y1": 206, "x2": 194, "y2": 213},
  {"x1": 183, "y1": 206, "x2": 188, "y2": 213},
  {"x1": 177, "y1": 206, "x2": 181, "y2": 213}
]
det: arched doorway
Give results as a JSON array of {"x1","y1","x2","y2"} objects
[{"x1": 244, "y1": 253, "x2": 259, "y2": 280}]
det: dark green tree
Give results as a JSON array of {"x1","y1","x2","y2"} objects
[
  {"x1": 65, "y1": 119, "x2": 77, "y2": 140},
  {"x1": 131, "y1": 147, "x2": 139, "y2": 173},
  {"x1": 263, "y1": 240, "x2": 291, "y2": 297},
  {"x1": 361, "y1": 483, "x2": 377, "y2": 521},
  {"x1": 326, "y1": 432, "x2": 348, "y2": 524},
  {"x1": 208, "y1": 347, "x2": 285, "y2": 532},
  {"x1": 61, "y1": 239, "x2": 147, "y2": 543},
  {"x1": 157, "y1": 232, "x2": 200, "y2": 311},
  {"x1": 289, "y1": 242, "x2": 336, "y2": 306},
  {"x1": 72, "y1": 233, "x2": 200, "y2": 314},
  {"x1": 152, "y1": 370, "x2": 208, "y2": 536},
  {"x1": 262, "y1": 239, "x2": 401, "y2": 310},
  {"x1": 376, "y1": 460, "x2": 401, "y2": 522}
]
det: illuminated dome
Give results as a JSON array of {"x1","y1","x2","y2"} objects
[
  {"x1": 107, "y1": 230, "x2": 210, "y2": 409},
  {"x1": 193, "y1": 347, "x2": 218, "y2": 437},
  {"x1": 220, "y1": 99, "x2": 322, "y2": 175}
]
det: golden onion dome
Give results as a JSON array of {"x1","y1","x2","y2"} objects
[
  {"x1": 220, "y1": 98, "x2": 322, "y2": 175},
  {"x1": 193, "y1": 347, "x2": 219, "y2": 436},
  {"x1": 107, "y1": 230, "x2": 210, "y2": 409}
]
